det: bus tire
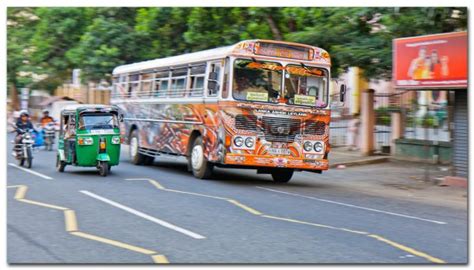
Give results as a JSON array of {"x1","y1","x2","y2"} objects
[
  {"x1": 144, "y1": 156, "x2": 154, "y2": 166},
  {"x1": 271, "y1": 168, "x2": 294, "y2": 183},
  {"x1": 190, "y1": 136, "x2": 213, "y2": 179},
  {"x1": 130, "y1": 130, "x2": 146, "y2": 165}
]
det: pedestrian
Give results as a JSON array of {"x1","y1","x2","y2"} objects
[{"x1": 348, "y1": 113, "x2": 360, "y2": 151}]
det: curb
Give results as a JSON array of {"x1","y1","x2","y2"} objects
[
  {"x1": 330, "y1": 157, "x2": 389, "y2": 168},
  {"x1": 438, "y1": 176, "x2": 468, "y2": 188}
]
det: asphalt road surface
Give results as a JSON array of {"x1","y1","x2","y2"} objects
[{"x1": 7, "y1": 138, "x2": 467, "y2": 264}]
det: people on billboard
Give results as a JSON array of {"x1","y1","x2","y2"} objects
[
  {"x1": 440, "y1": 55, "x2": 449, "y2": 77},
  {"x1": 407, "y1": 46, "x2": 427, "y2": 80},
  {"x1": 408, "y1": 47, "x2": 449, "y2": 80}
]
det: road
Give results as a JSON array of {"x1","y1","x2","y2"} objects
[{"x1": 7, "y1": 137, "x2": 467, "y2": 264}]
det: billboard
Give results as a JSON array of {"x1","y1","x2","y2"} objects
[{"x1": 393, "y1": 31, "x2": 467, "y2": 89}]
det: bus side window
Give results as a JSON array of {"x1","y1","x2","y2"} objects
[
  {"x1": 129, "y1": 74, "x2": 139, "y2": 98},
  {"x1": 154, "y1": 70, "x2": 170, "y2": 97},
  {"x1": 208, "y1": 63, "x2": 221, "y2": 97}
]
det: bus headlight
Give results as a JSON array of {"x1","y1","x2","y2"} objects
[
  {"x1": 112, "y1": 136, "x2": 121, "y2": 144},
  {"x1": 303, "y1": 141, "x2": 313, "y2": 152},
  {"x1": 314, "y1": 142, "x2": 324, "y2": 152},
  {"x1": 233, "y1": 136, "x2": 244, "y2": 147},
  {"x1": 245, "y1": 137, "x2": 254, "y2": 148}
]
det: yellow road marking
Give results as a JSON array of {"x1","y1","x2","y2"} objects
[
  {"x1": 71, "y1": 231, "x2": 157, "y2": 255},
  {"x1": 18, "y1": 199, "x2": 69, "y2": 211},
  {"x1": 135, "y1": 177, "x2": 445, "y2": 263},
  {"x1": 227, "y1": 199, "x2": 262, "y2": 215},
  {"x1": 368, "y1": 234, "x2": 446, "y2": 264},
  {"x1": 262, "y1": 215, "x2": 368, "y2": 235},
  {"x1": 166, "y1": 188, "x2": 228, "y2": 200},
  {"x1": 64, "y1": 210, "x2": 78, "y2": 232},
  {"x1": 14, "y1": 185, "x2": 28, "y2": 200},
  {"x1": 152, "y1": 254, "x2": 170, "y2": 264},
  {"x1": 148, "y1": 180, "x2": 165, "y2": 190},
  {"x1": 9, "y1": 185, "x2": 169, "y2": 263}
]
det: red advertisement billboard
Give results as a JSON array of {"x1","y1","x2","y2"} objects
[{"x1": 393, "y1": 31, "x2": 467, "y2": 89}]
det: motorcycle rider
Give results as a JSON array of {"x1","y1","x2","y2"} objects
[
  {"x1": 13, "y1": 110, "x2": 35, "y2": 156},
  {"x1": 40, "y1": 109, "x2": 55, "y2": 127}
]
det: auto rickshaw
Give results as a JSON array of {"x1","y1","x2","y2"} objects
[{"x1": 56, "y1": 104, "x2": 123, "y2": 176}]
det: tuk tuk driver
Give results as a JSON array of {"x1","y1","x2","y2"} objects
[{"x1": 64, "y1": 117, "x2": 76, "y2": 162}]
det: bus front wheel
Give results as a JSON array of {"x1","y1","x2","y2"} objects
[
  {"x1": 189, "y1": 137, "x2": 213, "y2": 179},
  {"x1": 271, "y1": 168, "x2": 294, "y2": 183}
]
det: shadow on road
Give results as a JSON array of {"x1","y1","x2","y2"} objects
[{"x1": 140, "y1": 160, "x2": 322, "y2": 189}]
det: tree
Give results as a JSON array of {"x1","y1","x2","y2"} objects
[
  {"x1": 29, "y1": 7, "x2": 93, "y2": 90},
  {"x1": 6, "y1": 7, "x2": 468, "y2": 92},
  {"x1": 286, "y1": 7, "x2": 467, "y2": 79},
  {"x1": 7, "y1": 7, "x2": 39, "y2": 109}
]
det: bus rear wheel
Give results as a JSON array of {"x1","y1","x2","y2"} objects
[
  {"x1": 189, "y1": 137, "x2": 213, "y2": 179},
  {"x1": 130, "y1": 130, "x2": 146, "y2": 165},
  {"x1": 271, "y1": 168, "x2": 294, "y2": 183}
]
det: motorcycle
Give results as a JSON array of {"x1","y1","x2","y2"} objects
[
  {"x1": 13, "y1": 128, "x2": 35, "y2": 168},
  {"x1": 43, "y1": 122, "x2": 56, "y2": 151}
]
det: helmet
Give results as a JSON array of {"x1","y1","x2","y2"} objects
[
  {"x1": 20, "y1": 110, "x2": 29, "y2": 117},
  {"x1": 42, "y1": 109, "x2": 49, "y2": 114}
]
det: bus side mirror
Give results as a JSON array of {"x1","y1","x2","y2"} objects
[
  {"x1": 340, "y1": 84, "x2": 347, "y2": 102},
  {"x1": 208, "y1": 71, "x2": 218, "y2": 81},
  {"x1": 119, "y1": 114, "x2": 124, "y2": 122}
]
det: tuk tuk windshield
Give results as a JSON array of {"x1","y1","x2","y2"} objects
[{"x1": 79, "y1": 113, "x2": 118, "y2": 130}]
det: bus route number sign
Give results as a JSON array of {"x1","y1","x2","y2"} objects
[{"x1": 255, "y1": 42, "x2": 312, "y2": 61}]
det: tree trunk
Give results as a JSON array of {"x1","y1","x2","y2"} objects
[
  {"x1": 10, "y1": 83, "x2": 19, "y2": 111},
  {"x1": 266, "y1": 14, "x2": 283, "y2": 41}
]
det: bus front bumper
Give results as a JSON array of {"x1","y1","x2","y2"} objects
[{"x1": 224, "y1": 154, "x2": 329, "y2": 171}]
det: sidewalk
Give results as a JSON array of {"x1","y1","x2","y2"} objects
[
  {"x1": 329, "y1": 147, "x2": 389, "y2": 168},
  {"x1": 324, "y1": 147, "x2": 466, "y2": 209}
]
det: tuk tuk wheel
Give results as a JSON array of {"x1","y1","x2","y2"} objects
[
  {"x1": 99, "y1": 161, "x2": 108, "y2": 177},
  {"x1": 56, "y1": 155, "x2": 66, "y2": 172}
]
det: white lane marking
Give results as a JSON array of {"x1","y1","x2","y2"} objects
[
  {"x1": 80, "y1": 190, "x2": 206, "y2": 239},
  {"x1": 8, "y1": 163, "x2": 54, "y2": 180},
  {"x1": 256, "y1": 186, "x2": 447, "y2": 225}
]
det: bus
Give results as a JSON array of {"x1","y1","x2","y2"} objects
[{"x1": 111, "y1": 40, "x2": 345, "y2": 183}]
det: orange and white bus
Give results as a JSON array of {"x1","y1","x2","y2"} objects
[{"x1": 112, "y1": 40, "x2": 345, "y2": 182}]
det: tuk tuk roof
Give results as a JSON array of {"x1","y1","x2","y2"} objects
[{"x1": 61, "y1": 104, "x2": 119, "y2": 114}]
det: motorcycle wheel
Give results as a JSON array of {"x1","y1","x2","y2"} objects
[
  {"x1": 18, "y1": 157, "x2": 24, "y2": 167},
  {"x1": 25, "y1": 148, "x2": 32, "y2": 168}
]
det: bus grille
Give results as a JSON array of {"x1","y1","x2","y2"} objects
[
  {"x1": 262, "y1": 117, "x2": 301, "y2": 142},
  {"x1": 304, "y1": 121, "x2": 326, "y2": 135},
  {"x1": 235, "y1": 114, "x2": 257, "y2": 131}
]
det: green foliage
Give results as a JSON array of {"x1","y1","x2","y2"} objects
[
  {"x1": 7, "y1": 7, "x2": 467, "y2": 92},
  {"x1": 375, "y1": 106, "x2": 392, "y2": 126}
]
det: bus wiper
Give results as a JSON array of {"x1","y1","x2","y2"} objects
[
  {"x1": 300, "y1": 63, "x2": 310, "y2": 71},
  {"x1": 252, "y1": 57, "x2": 261, "y2": 63}
]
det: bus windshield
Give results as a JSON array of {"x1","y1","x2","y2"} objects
[
  {"x1": 79, "y1": 113, "x2": 118, "y2": 130},
  {"x1": 284, "y1": 65, "x2": 328, "y2": 108},
  {"x1": 233, "y1": 59, "x2": 282, "y2": 103},
  {"x1": 232, "y1": 59, "x2": 328, "y2": 107}
]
